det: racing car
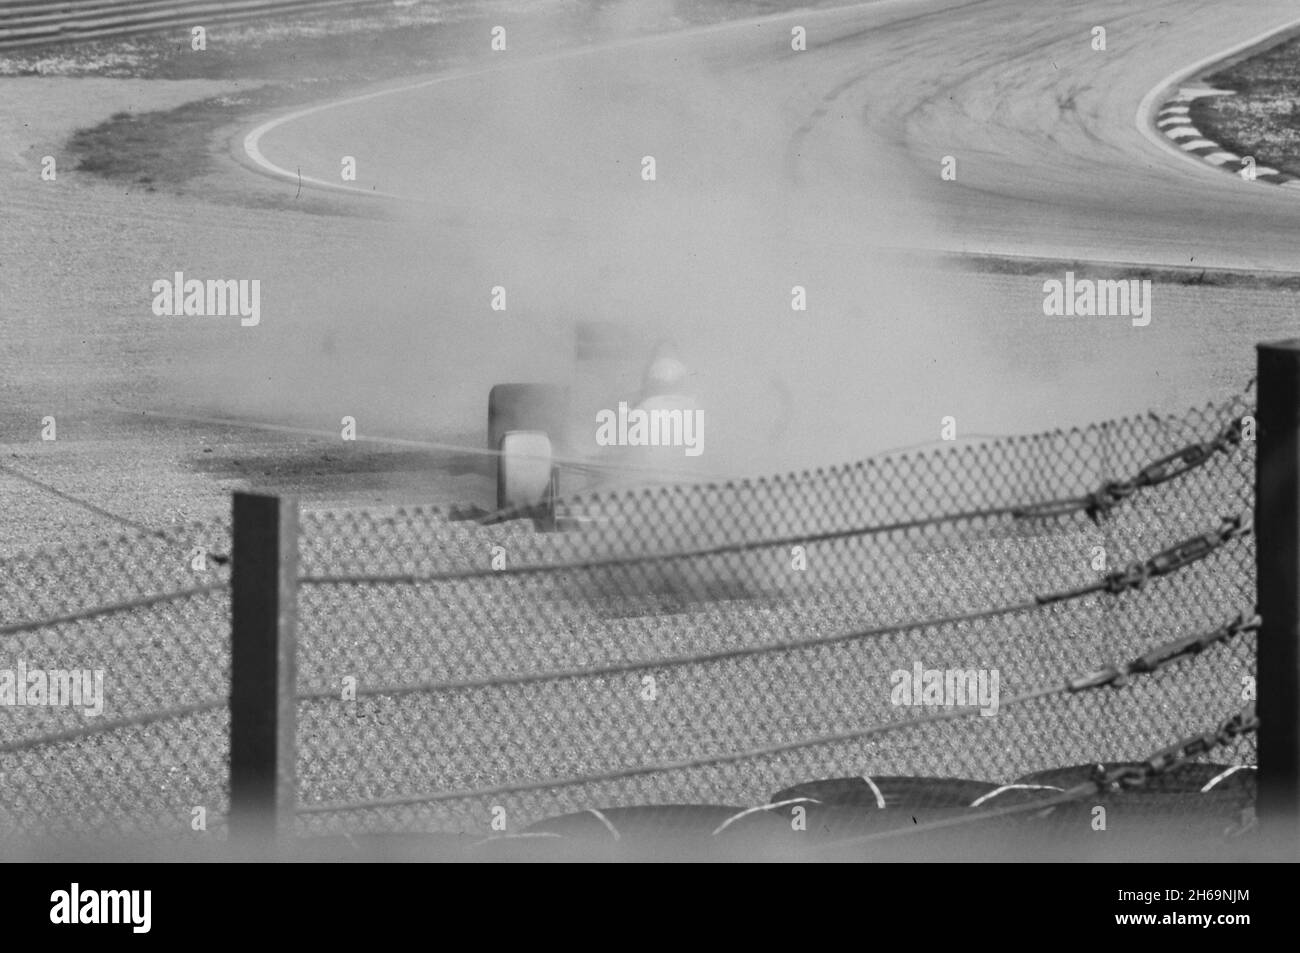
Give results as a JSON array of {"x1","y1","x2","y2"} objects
[{"x1": 485, "y1": 321, "x2": 701, "y2": 526}]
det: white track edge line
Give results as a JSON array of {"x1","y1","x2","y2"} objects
[{"x1": 240, "y1": 0, "x2": 930, "y2": 197}]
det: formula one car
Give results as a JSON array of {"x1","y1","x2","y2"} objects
[{"x1": 485, "y1": 321, "x2": 701, "y2": 524}]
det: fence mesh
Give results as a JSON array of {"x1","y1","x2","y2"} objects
[
  {"x1": 0, "y1": 520, "x2": 231, "y2": 841},
  {"x1": 0, "y1": 393, "x2": 1259, "y2": 849},
  {"x1": 290, "y1": 394, "x2": 1257, "y2": 840}
]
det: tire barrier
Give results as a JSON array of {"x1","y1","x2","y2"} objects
[
  {"x1": 770, "y1": 775, "x2": 1000, "y2": 810},
  {"x1": 524, "y1": 804, "x2": 776, "y2": 843},
  {"x1": 1014, "y1": 761, "x2": 1257, "y2": 795},
  {"x1": 443, "y1": 762, "x2": 1258, "y2": 858}
]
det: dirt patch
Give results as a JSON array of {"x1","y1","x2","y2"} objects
[{"x1": 1195, "y1": 34, "x2": 1300, "y2": 178}]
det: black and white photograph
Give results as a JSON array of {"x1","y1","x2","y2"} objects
[{"x1": 0, "y1": 0, "x2": 1296, "y2": 892}]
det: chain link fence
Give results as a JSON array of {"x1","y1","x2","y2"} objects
[
  {"x1": 290, "y1": 393, "x2": 1258, "y2": 840},
  {"x1": 0, "y1": 519, "x2": 231, "y2": 842},
  {"x1": 0, "y1": 391, "x2": 1261, "y2": 850}
]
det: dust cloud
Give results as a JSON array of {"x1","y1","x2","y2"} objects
[{"x1": 178, "y1": 2, "x2": 1164, "y2": 486}]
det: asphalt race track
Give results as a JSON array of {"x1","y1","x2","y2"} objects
[{"x1": 248, "y1": 0, "x2": 1300, "y2": 271}]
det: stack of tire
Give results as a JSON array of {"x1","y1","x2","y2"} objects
[{"x1": 455, "y1": 763, "x2": 1258, "y2": 859}]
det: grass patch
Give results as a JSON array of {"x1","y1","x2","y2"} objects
[
  {"x1": 1194, "y1": 35, "x2": 1300, "y2": 177},
  {"x1": 67, "y1": 91, "x2": 282, "y2": 189},
  {"x1": 945, "y1": 253, "x2": 1300, "y2": 291}
]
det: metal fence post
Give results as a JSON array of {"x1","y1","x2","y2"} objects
[
  {"x1": 1256, "y1": 340, "x2": 1300, "y2": 855},
  {"x1": 229, "y1": 491, "x2": 299, "y2": 847}
]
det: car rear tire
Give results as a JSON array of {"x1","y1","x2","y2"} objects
[{"x1": 497, "y1": 430, "x2": 556, "y2": 511}]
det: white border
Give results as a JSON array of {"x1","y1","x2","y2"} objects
[{"x1": 239, "y1": 0, "x2": 937, "y2": 197}]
